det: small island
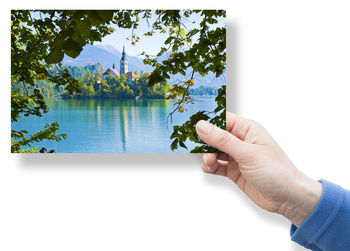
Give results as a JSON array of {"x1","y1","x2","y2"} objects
[
  {"x1": 63, "y1": 46, "x2": 172, "y2": 99},
  {"x1": 14, "y1": 45, "x2": 219, "y2": 100}
]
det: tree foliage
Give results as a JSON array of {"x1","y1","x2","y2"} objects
[
  {"x1": 136, "y1": 10, "x2": 226, "y2": 152},
  {"x1": 170, "y1": 86, "x2": 226, "y2": 152},
  {"x1": 11, "y1": 10, "x2": 124, "y2": 152},
  {"x1": 11, "y1": 123, "x2": 66, "y2": 153},
  {"x1": 57, "y1": 69, "x2": 171, "y2": 99}
]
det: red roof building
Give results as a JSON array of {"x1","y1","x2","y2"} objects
[
  {"x1": 101, "y1": 48, "x2": 139, "y2": 86},
  {"x1": 103, "y1": 64, "x2": 120, "y2": 79},
  {"x1": 125, "y1": 72, "x2": 139, "y2": 81}
]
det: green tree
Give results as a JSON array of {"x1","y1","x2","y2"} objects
[
  {"x1": 11, "y1": 10, "x2": 135, "y2": 152},
  {"x1": 138, "y1": 10, "x2": 226, "y2": 151}
]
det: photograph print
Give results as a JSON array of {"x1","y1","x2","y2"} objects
[{"x1": 11, "y1": 10, "x2": 226, "y2": 153}]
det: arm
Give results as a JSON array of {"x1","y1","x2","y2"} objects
[
  {"x1": 196, "y1": 112, "x2": 350, "y2": 250},
  {"x1": 290, "y1": 180, "x2": 350, "y2": 250}
]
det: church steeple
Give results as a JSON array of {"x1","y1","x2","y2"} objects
[{"x1": 120, "y1": 45, "x2": 128, "y2": 75}]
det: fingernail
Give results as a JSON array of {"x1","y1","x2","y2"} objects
[{"x1": 196, "y1": 120, "x2": 211, "y2": 137}]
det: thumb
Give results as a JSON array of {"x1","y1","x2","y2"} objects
[{"x1": 196, "y1": 120, "x2": 246, "y2": 158}]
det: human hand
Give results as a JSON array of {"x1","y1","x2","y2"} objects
[{"x1": 196, "y1": 112, "x2": 322, "y2": 227}]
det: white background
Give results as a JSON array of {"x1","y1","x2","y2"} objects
[{"x1": 2, "y1": 1, "x2": 350, "y2": 250}]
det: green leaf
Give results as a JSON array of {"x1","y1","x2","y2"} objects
[
  {"x1": 147, "y1": 71, "x2": 163, "y2": 86},
  {"x1": 179, "y1": 140, "x2": 188, "y2": 149},
  {"x1": 62, "y1": 38, "x2": 83, "y2": 58},
  {"x1": 87, "y1": 11, "x2": 104, "y2": 25},
  {"x1": 96, "y1": 10, "x2": 114, "y2": 23},
  {"x1": 45, "y1": 47, "x2": 64, "y2": 64},
  {"x1": 170, "y1": 138, "x2": 179, "y2": 151}
]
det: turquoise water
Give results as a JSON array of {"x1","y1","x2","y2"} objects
[{"x1": 12, "y1": 97, "x2": 217, "y2": 153}]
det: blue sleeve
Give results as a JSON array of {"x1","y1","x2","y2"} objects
[{"x1": 290, "y1": 179, "x2": 350, "y2": 250}]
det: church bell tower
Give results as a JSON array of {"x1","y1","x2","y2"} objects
[{"x1": 120, "y1": 45, "x2": 128, "y2": 75}]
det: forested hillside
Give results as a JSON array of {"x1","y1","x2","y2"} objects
[{"x1": 12, "y1": 65, "x2": 218, "y2": 100}]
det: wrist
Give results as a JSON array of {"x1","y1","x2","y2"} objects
[{"x1": 280, "y1": 174, "x2": 323, "y2": 227}]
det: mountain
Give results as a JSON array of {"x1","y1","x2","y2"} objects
[
  {"x1": 62, "y1": 44, "x2": 225, "y2": 87},
  {"x1": 62, "y1": 44, "x2": 152, "y2": 73},
  {"x1": 95, "y1": 44, "x2": 119, "y2": 55}
]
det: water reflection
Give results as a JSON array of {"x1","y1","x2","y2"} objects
[{"x1": 12, "y1": 97, "x2": 215, "y2": 153}]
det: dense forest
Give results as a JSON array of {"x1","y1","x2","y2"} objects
[
  {"x1": 12, "y1": 65, "x2": 219, "y2": 99},
  {"x1": 188, "y1": 86, "x2": 219, "y2": 96},
  {"x1": 61, "y1": 69, "x2": 172, "y2": 99}
]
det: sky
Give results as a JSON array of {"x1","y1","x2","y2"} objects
[
  {"x1": 30, "y1": 10, "x2": 225, "y2": 57},
  {"x1": 95, "y1": 11, "x2": 225, "y2": 57}
]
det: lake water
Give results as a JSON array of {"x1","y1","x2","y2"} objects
[{"x1": 12, "y1": 97, "x2": 217, "y2": 153}]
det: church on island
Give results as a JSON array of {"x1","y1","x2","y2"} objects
[{"x1": 102, "y1": 46, "x2": 139, "y2": 88}]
